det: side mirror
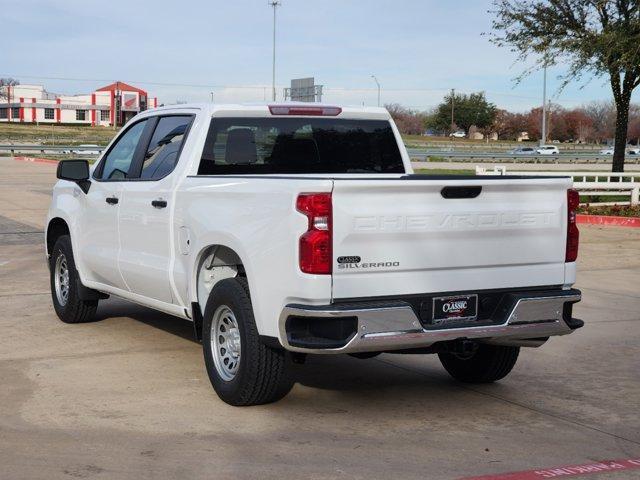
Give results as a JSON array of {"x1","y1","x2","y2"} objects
[{"x1": 57, "y1": 160, "x2": 91, "y2": 194}]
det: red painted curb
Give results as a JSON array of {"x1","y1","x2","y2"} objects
[
  {"x1": 460, "y1": 457, "x2": 640, "y2": 480},
  {"x1": 13, "y1": 156, "x2": 59, "y2": 165},
  {"x1": 577, "y1": 214, "x2": 640, "y2": 227}
]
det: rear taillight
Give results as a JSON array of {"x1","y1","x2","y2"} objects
[
  {"x1": 566, "y1": 189, "x2": 580, "y2": 262},
  {"x1": 296, "y1": 193, "x2": 332, "y2": 274}
]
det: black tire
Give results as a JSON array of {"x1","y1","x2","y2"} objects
[
  {"x1": 49, "y1": 235, "x2": 98, "y2": 324},
  {"x1": 202, "y1": 277, "x2": 294, "y2": 406},
  {"x1": 438, "y1": 344, "x2": 519, "y2": 383}
]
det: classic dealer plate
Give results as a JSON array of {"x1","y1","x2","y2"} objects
[{"x1": 432, "y1": 294, "x2": 478, "y2": 325}]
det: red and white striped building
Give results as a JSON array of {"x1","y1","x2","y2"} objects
[{"x1": 0, "y1": 81, "x2": 158, "y2": 127}]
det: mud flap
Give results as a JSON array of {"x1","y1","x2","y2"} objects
[
  {"x1": 76, "y1": 278, "x2": 109, "y2": 301},
  {"x1": 192, "y1": 302, "x2": 203, "y2": 342}
]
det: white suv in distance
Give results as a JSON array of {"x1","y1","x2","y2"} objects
[{"x1": 536, "y1": 145, "x2": 560, "y2": 155}]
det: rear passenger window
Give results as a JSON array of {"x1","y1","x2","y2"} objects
[{"x1": 140, "y1": 115, "x2": 193, "y2": 180}]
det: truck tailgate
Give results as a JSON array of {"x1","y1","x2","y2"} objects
[{"x1": 331, "y1": 177, "x2": 571, "y2": 299}]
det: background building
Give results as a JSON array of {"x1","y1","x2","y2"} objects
[{"x1": 0, "y1": 81, "x2": 158, "y2": 127}]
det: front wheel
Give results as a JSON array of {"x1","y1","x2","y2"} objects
[
  {"x1": 49, "y1": 235, "x2": 98, "y2": 324},
  {"x1": 202, "y1": 277, "x2": 294, "y2": 406},
  {"x1": 438, "y1": 344, "x2": 519, "y2": 383}
]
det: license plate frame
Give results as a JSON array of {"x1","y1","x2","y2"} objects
[{"x1": 432, "y1": 294, "x2": 478, "y2": 325}]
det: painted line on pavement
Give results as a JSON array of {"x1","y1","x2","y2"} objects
[{"x1": 460, "y1": 458, "x2": 640, "y2": 480}]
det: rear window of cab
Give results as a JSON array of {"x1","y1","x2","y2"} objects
[{"x1": 197, "y1": 117, "x2": 404, "y2": 175}]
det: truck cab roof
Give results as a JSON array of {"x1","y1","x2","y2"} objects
[{"x1": 145, "y1": 102, "x2": 392, "y2": 120}]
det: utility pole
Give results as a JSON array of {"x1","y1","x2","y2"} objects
[
  {"x1": 546, "y1": 99, "x2": 551, "y2": 143},
  {"x1": 450, "y1": 88, "x2": 455, "y2": 134},
  {"x1": 269, "y1": 1, "x2": 281, "y2": 102},
  {"x1": 541, "y1": 63, "x2": 547, "y2": 145},
  {"x1": 371, "y1": 75, "x2": 380, "y2": 107}
]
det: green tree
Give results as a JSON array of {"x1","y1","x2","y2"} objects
[
  {"x1": 490, "y1": 0, "x2": 640, "y2": 172},
  {"x1": 431, "y1": 92, "x2": 497, "y2": 134}
]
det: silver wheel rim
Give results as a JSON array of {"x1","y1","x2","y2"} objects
[
  {"x1": 54, "y1": 253, "x2": 70, "y2": 307},
  {"x1": 211, "y1": 305, "x2": 241, "y2": 381}
]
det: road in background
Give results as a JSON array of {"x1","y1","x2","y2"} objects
[
  {"x1": 406, "y1": 149, "x2": 640, "y2": 164},
  {"x1": 0, "y1": 157, "x2": 639, "y2": 479},
  {"x1": 412, "y1": 161, "x2": 640, "y2": 171}
]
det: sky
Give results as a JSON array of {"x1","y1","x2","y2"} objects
[{"x1": 4, "y1": 0, "x2": 631, "y2": 112}]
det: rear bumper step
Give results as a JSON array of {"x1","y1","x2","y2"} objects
[{"x1": 279, "y1": 289, "x2": 581, "y2": 353}]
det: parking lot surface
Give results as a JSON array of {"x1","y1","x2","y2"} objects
[{"x1": 1, "y1": 156, "x2": 639, "y2": 480}]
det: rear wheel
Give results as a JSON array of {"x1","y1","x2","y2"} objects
[
  {"x1": 438, "y1": 344, "x2": 519, "y2": 383},
  {"x1": 202, "y1": 277, "x2": 294, "y2": 406},
  {"x1": 49, "y1": 235, "x2": 98, "y2": 324}
]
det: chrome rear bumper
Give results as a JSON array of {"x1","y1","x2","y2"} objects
[{"x1": 279, "y1": 289, "x2": 582, "y2": 354}]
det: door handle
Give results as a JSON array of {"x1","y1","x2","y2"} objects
[
  {"x1": 440, "y1": 186, "x2": 482, "y2": 199},
  {"x1": 151, "y1": 199, "x2": 168, "y2": 209},
  {"x1": 105, "y1": 196, "x2": 119, "y2": 205}
]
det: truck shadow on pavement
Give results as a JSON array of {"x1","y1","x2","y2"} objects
[
  {"x1": 95, "y1": 297, "x2": 196, "y2": 342},
  {"x1": 94, "y1": 296, "x2": 468, "y2": 397}
]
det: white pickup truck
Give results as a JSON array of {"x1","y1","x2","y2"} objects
[{"x1": 46, "y1": 103, "x2": 583, "y2": 406}]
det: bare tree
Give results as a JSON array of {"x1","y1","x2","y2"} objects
[
  {"x1": 384, "y1": 103, "x2": 427, "y2": 135},
  {"x1": 628, "y1": 104, "x2": 640, "y2": 144},
  {"x1": 583, "y1": 101, "x2": 616, "y2": 143},
  {"x1": 0, "y1": 78, "x2": 20, "y2": 100}
]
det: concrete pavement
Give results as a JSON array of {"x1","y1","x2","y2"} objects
[{"x1": 1, "y1": 157, "x2": 639, "y2": 480}]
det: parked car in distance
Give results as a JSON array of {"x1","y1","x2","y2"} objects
[
  {"x1": 449, "y1": 130, "x2": 466, "y2": 138},
  {"x1": 510, "y1": 147, "x2": 537, "y2": 155},
  {"x1": 71, "y1": 144, "x2": 102, "y2": 155},
  {"x1": 598, "y1": 146, "x2": 640, "y2": 155},
  {"x1": 536, "y1": 145, "x2": 560, "y2": 155},
  {"x1": 46, "y1": 103, "x2": 583, "y2": 406}
]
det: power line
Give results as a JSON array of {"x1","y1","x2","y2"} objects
[
  {"x1": 0, "y1": 74, "x2": 522, "y2": 95},
  {"x1": 0, "y1": 74, "x2": 265, "y2": 90},
  {"x1": 1, "y1": 73, "x2": 606, "y2": 105}
]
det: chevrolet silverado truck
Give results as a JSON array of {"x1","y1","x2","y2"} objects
[{"x1": 46, "y1": 103, "x2": 583, "y2": 406}]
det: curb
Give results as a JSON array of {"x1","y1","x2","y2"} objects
[
  {"x1": 13, "y1": 156, "x2": 59, "y2": 165},
  {"x1": 577, "y1": 214, "x2": 640, "y2": 228}
]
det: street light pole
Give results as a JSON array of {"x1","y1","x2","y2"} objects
[
  {"x1": 371, "y1": 75, "x2": 380, "y2": 107},
  {"x1": 541, "y1": 63, "x2": 547, "y2": 145},
  {"x1": 269, "y1": 1, "x2": 281, "y2": 102},
  {"x1": 450, "y1": 88, "x2": 455, "y2": 134}
]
